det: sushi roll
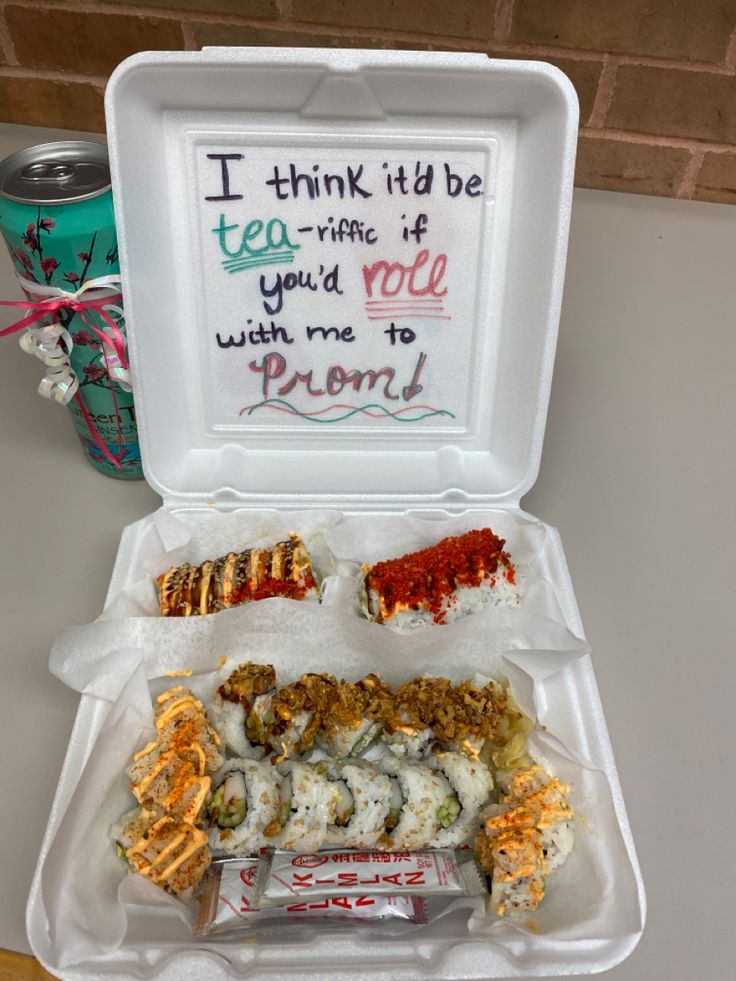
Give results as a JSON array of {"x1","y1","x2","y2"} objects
[
  {"x1": 322, "y1": 760, "x2": 393, "y2": 848},
  {"x1": 362, "y1": 528, "x2": 518, "y2": 628},
  {"x1": 381, "y1": 675, "x2": 452, "y2": 758},
  {"x1": 208, "y1": 663, "x2": 277, "y2": 758},
  {"x1": 272, "y1": 762, "x2": 337, "y2": 852},
  {"x1": 158, "y1": 533, "x2": 319, "y2": 616},
  {"x1": 475, "y1": 765, "x2": 574, "y2": 918},
  {"x1": 496, "y1": 766, "x2": 575, "y2": 874},
  {"x1": 207, "y1": 697, "x2": 265, "y2": 760},
  {"x1": 427, "y1": 751, "x2": 494, "y2": 848},
  {"x1": 207, "y1": 759, "x2": 280, "y2": 855},
  {"x1": 153, "y1": 687, "x2": 224, "y2": 773},
  {"x1": 127, "y1": 685, "x2": 223, "y2": 822},
  {"x1": 402, "y1": 676, "x2": 509, "y2": 755},
  {"x1": 127, "y1": 749, "x2": 211, "y2": 824},
  {"x1": 124, "y1": 813, "x2": 211, "y2": 902},
  {"x1": 379, "y1": 758, "x2": 451, "y2": 850},
  {"x1": 267, "y1": 673, "x2": 337, "y2": 760},
  {"x1": 111, "y1": 804, "x2": 162, "y2": 860},
  {"x1": 316, "y1": 674, "x2": 390, "y2": 758}
]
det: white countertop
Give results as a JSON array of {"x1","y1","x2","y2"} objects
[{"x1": 1, "y1": 121, "x2": 733, "y2": 979}]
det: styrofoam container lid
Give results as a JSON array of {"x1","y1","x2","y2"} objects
[{"x1": 105, "y1": 49, "x2": 578, "y2": 511}]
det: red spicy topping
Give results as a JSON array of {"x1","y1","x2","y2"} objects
[
  {"x1": 229, "y1": 570, "x2": 316, "y2": 606},
  {"x1": 365, "y1": 528, "x2": 514, "y2": 624}
]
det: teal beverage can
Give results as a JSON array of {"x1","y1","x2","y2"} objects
[{"x1": 0, "y1": 141, "x2": 142, "y2": 478}]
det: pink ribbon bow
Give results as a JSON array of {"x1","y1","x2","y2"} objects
[
  {"x1": 0, "y1": 294, "x2": 129, "y2": 369},
  {"x1": 0, "y1": 292, "x2": 130, "y2": 470}
]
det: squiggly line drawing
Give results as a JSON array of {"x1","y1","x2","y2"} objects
[
  {"x1": 222, "y1": 251, "x2": 295, "y2": 275},
  {"x1": 239, "y1": 399, "x2": 455, "y2": 423}
]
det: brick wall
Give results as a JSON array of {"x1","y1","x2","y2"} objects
[{"x1": 1, "y1": 0, "x2": 735, "y2": 203}]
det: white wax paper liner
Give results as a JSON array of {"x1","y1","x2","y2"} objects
[
  {"x1": 50, "y1": 601, "x2": 585, "y2": 701},
  {"x1": 99, "y1": 507, "x2": 561, "y2": 624},
  {"x1": 34, "y1": 601, "x2": 642, "y2": 972}
]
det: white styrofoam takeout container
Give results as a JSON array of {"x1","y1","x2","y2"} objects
[{"x1": 27, "y1": 49, "x2": 645, "y2": 978}]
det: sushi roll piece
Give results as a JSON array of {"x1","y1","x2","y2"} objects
[
  {"x1": 127, "y1": 749, "x2": 211, "y2": 824},
  {"x1": 475, "y1": 765, "x2": 574, "y2": 918},
  {"x1": 362, "y1": 528, "x2": 518, "y2": 628},
  {"x1": 380, "y1": 675, "x2": 452, "y2": 759},
  {"x1": 158, "y1": 533, "x2": 319, "y2": 616},
  {"x1": 272, "y1": 762, "x2": 337, "y2": 852},
  {"x1": 127, "y1": 686, "x2": 223, "y2": 821},
  {"x1": 207, "y1": 696, "x2": 265, "y2": 760},
  {"x1": 208, "y1": 662, "x2": 276, "y2": 758},
  {"x1": 379, "y1": 758, "x2": 451, "y2": 850},
  {"x1": 266, "y1": 672, "x2": 338, "y2": 760},
  {"x1": 427, "y1": 751, "x2": 494, "y2": 848},
  {"x1": 386, "y1": 675, "x2": 511, "y2": 758},
  {"x1": 496, "y1": 766, "x2": 575, "y2": 874},
  {"x1": 319, "y1": 716, "x2": 384, "y2": 758},
  {"x1": 328, "y1": 761, "x2": 393, "y2": 848},
  {"x1": 207, "y1": 758, "x2": 280, "y2": 855},
  {"x1": 153, "y1": 687, "x2": 224, "y2": 773},
  {"x1": 316, "y1": 674, "x2": 391, "y2": 758},
  {"x1": 111, "y1": 804, "x2": 162, "y2": 862},
  {"x1": 124, "y1": 813, "x2": 211, "y2": 902}
]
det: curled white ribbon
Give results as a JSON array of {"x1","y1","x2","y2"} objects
[
  {"x1": 38, "y1": 363, "x2": 79, "y2": 404},
  {"x1": 15, "y1": 272, "x2": 123, "y2": 302},
  {"x1": 15, "y1": 273, "x2": 131, "y2": 399}
]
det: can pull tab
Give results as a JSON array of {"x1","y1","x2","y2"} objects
[{"x1": 21, "y1": 160, "x2": 76, "y2": 184}]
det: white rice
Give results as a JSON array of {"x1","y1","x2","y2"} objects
[
  {"x1": 383, "y1": 727, "x2": 434, "y2": 759},
  {"x1": 273, "y1": 762, "x2": 337, "y2": 852},
  {"x1": 207, "y1": 696, "x2": 264, "y2": 760},
  {"x1": 542, "y1": 820, "x2": 575, "y2": 872},
  {"x1": 319, "y1": 718, "x2": 383, "y2": 758},
  {"x1": 328, "y1": 761, "x2": 392, "y2": 848},
  {"x1": 428, "y1": 751, "x2": 494, "y2": 848},
  {"x1": 368, "y1": 573, "x2": 520, "y2": 631},
  {"x1": 268, "y1": 710, "x2": 312, "y2": 759},
  {"x1": 208, "y1": 758, "x2": 280, "y2": 855},
  {"x1": 379, "y1": 758, "x2": 447, "y2": 850}
]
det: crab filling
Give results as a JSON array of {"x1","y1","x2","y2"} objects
[
  {"x1": 209, "y1": 771, "x2": 247, "y2": 829},
  {"x1": 385, "y1": 777, "x2": 404, "y2": 831},
  {"x1": 332, "y1": 780, "x2": 355, "y2": 826},
  {"x1": 278, "y1": 773, "x2": 293, "y2": 826}
]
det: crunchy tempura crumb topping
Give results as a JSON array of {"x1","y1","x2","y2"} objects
[
  {"x1": 388, "y1": 676, "x2": 509, "y2": 743},
  {"x1": 221, "y1": 662, "x2": 511, "y2": 755},
  {"x1": 218, "y1": 662, "x2": 277, "y2": 706}
]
